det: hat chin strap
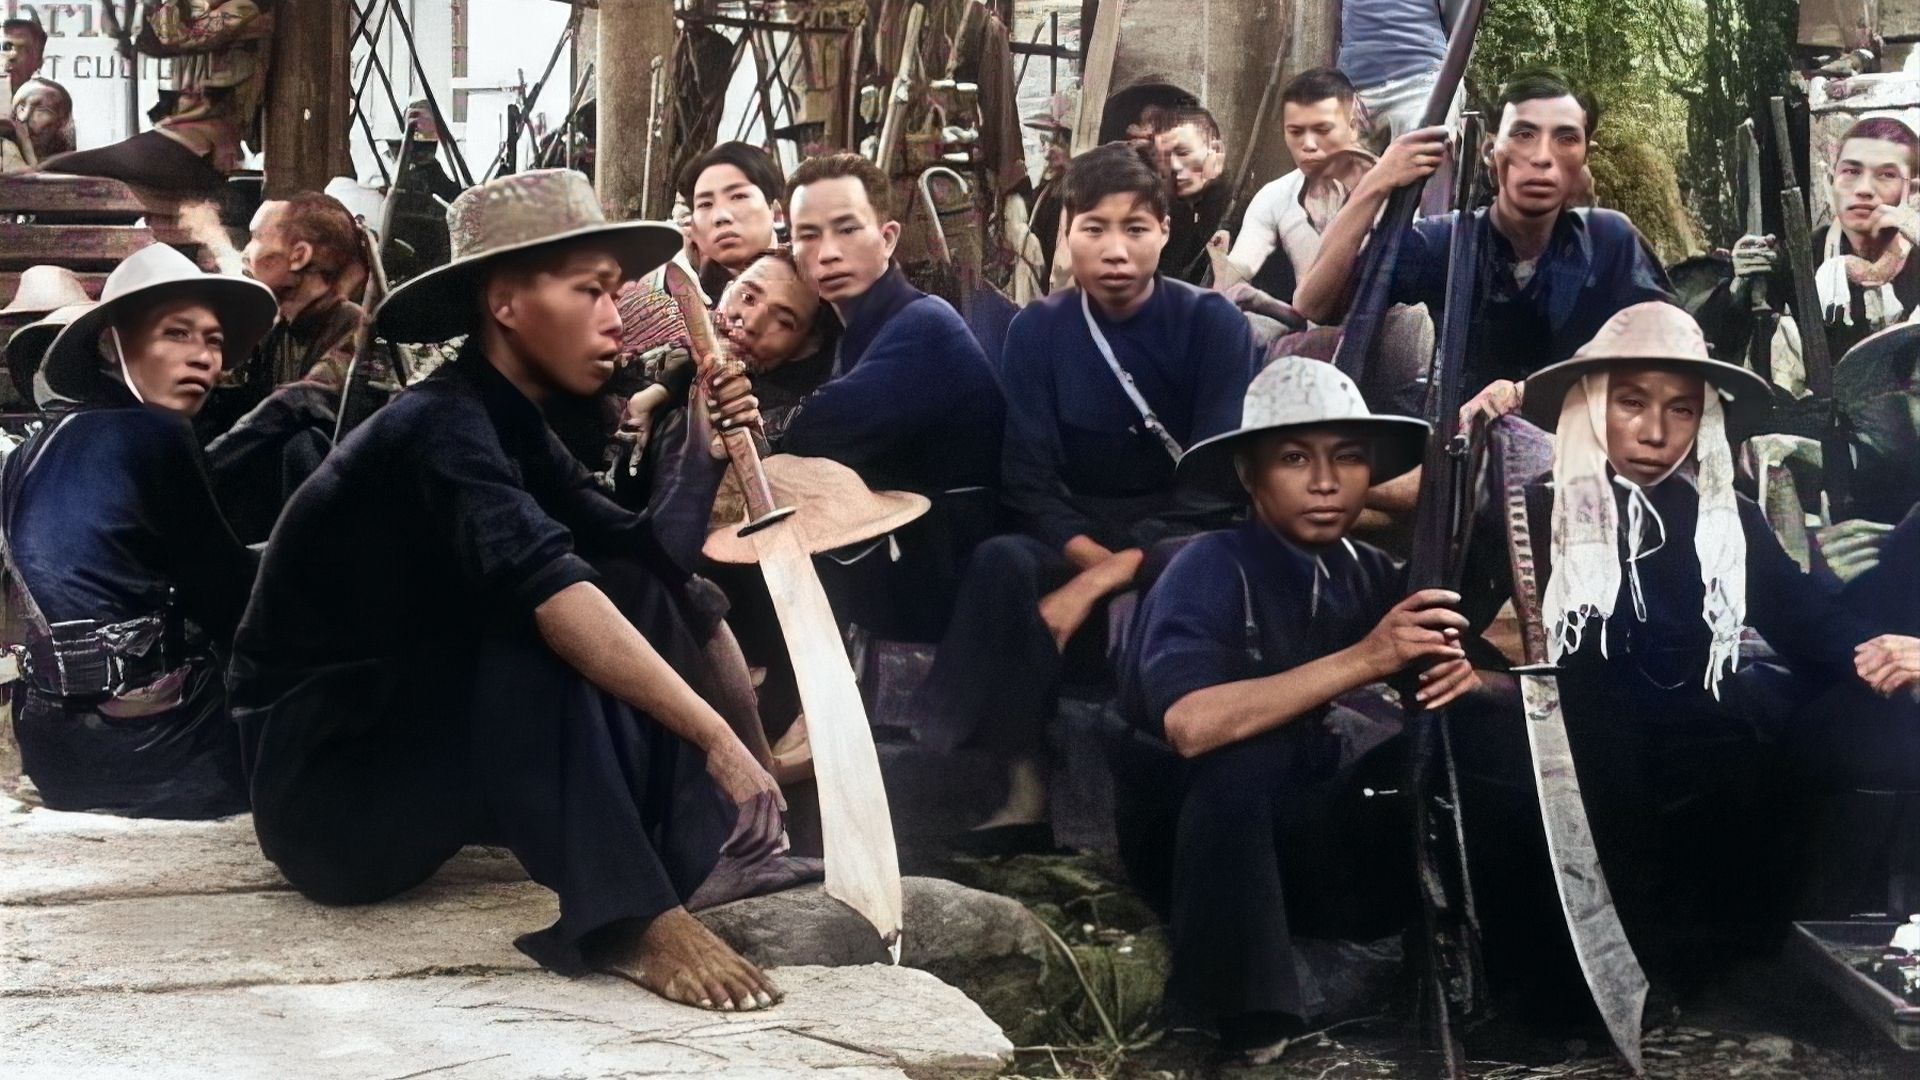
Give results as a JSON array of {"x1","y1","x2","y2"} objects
[{"x1": 110, "y1": 327, "x2": 146, "y2": 405}]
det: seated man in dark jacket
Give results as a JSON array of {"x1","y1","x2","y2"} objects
[
  {"x1": 911, "y1": 141, "x2": 1257, "y2": 849},
  {"x1": 5, "y1": 243, "x2": 275, "y2": 819},
  {"x1": 228, "y1": 170, "x2": 806, "y2": 1013},
  {"x1": 775, "y1": 152, "x2": 1007, "y2": 639},
  {"x1": 1118, "y1": 356, "x2": 1471, "y2": 1063},
  {"x1": 204, "y1": 191, "x2": 375, "y2": 540}
]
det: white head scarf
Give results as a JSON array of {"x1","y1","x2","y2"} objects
[{"x1": 1541, "y1": 371, "x2": 1747, "y2": 697}]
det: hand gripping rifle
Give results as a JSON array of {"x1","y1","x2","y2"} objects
[
  {"x1": 1767, "y1": 96, "x2": 1854, "y2": 521},
  {"x1": 1400, "y1": 110, "x2": 1490, "y2": 1080},
  {"x1": 1736, "y1": 120, "x2": 1777, "y2": 384},
  {"x1": 1330, "y1": 0, "x2": 1488, "y2": 402}
]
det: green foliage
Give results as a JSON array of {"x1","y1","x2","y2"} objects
[{"x1": 1465, "y1": 0, "x2": 1796, "y2": 257}]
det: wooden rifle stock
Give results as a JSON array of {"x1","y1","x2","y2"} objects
[
  {"x1": 1331, "y1": 0, "x2": 1488, "y2": 400},
  {"x1": 1401, "y1": 110, "x2": 1491, "y2": 1079},
  {"x1": 1767, "y1": 96, "x2": 1854, "y2": 520}
]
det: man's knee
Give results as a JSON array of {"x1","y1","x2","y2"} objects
[{"x1": 1178, "y1": 732, "x2": 1298, "y2": 831}]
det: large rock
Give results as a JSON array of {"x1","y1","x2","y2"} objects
[
  {"x1": 701, "y1": 877, "x2": 1054, "y2": 1041},
  {"x1": 0, "y1": 966, "x2": 1012, "y2": 1079},
  {"x1": 0, "y1": 879, "x2": 552, "y2": 995},
  {"x1": 0, "y1": 803, "x2": 525, "y2": 905}
]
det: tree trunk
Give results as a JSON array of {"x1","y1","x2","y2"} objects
[
  {"x1": 265, "y1": 1, "x2": 353, "y2": 199},
  {"x1": 598, "y1": 0, "x2": 679, "y2": 221}
]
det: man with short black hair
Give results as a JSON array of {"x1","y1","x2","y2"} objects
[
  {"x1": 1297, "y1": 69, "x2": 1670, "y2": 422},
  {"x1": 1736, "y1": 115, "x2": 1920, "y2": 373},
  {"x1": 777, "y1": 152, "x2": 1006, "y2": 638},
  {"x1": 912, "y1": 141, "x2": 1256, "y2": 850},
  {"x1": 1147, "y1": 106, "x2": 1234, "y2": 285},
  {"x1": 679, "y1": 142, "x2": 787, "y2": 299},
  {"x1": 2, "y1": 17, "x2": 46, "y2": 96},
  {"x1": 1226, "y1": 67, "x2": 1368, "y2": 301}
]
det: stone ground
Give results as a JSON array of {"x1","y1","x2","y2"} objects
[{"x1": 0, "y1": 789, "x2": 1013, "y2": 1080}]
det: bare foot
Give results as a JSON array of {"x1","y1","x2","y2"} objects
[{"x1": 589, "y1": 907, "x2": 781, "y2": 1011}]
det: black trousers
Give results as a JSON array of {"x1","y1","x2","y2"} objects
[
  {"x1": 13, "y1": 661, "x2": 247, "y2": 820},
  {"x1": 1452, "y1": 673, "x2": 1784, "y2": 1011},
  {"x1": 910, "y1": 533, "x2": 1083, "y2": 755},
  {"x1": 911, "y1": 532, "x2": 1195, "y2": 756},
  {"x1": 38, "y1": 131, "x2": 227, "y2": 195},
  {"x1": 1112, "y1": 722, "x2": 1413, "y2": 1025},
  {"x1": 242, "y1": 558, "x2": 733, "y2": 973}
]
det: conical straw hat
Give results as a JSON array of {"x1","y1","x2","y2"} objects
[
  {"x1": 703, "y1": 454, "x2": 930, "y2": 565},
  {"x1": 1, "y1": 265, "x2": 93, "y2": 318}
]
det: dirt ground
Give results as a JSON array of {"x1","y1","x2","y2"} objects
[{"x1": 941, "y1": 852, "x2": 1920, "y2": 1080}]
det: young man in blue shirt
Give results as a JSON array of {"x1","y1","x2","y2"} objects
[
  {"x1": 1118, "y1": 356, "x2": 1476, "y2": 1063},
  {"x1": 912, "y1": 141, "x2": 1256, "y2": 849},
  {"x1": 777, "y1": 152, "x2": 1007, "y2": 639},
  {"x1": 1297, "y1": 70, "x2": 1671, "y2": 421}
]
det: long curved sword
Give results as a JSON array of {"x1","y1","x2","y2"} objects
[
  {"x1": 663, "y1": 263, "x2": 905, "y2": 958},
  {"x1": 1496, "y1": 417, "x2": 1648, "y2": 1075}
]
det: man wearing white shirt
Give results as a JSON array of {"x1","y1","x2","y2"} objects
[{"x1": 1226, "y1": 69, "x2": 1366, "y2": 301}]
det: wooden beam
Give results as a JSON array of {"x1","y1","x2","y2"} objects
[
  {"x1": 265, "y1": 0, "x2": 353, "y2": 197},
  {"x1": 0, "y1": 227, "x2": 216, "y2": 272},
  {"x1": 0, "y1": 175, "x2": 183, "y2": 218},
  {"x1": 597, "y1": 0, "x2": 678, "y2": 220}
]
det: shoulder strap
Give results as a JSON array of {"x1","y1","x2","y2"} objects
[
  {"x1": 1079, "y1": 290, "x2": 1185, "y2": 462},
  {"x1": 1230, "y1": 556, "x2": 1263, "y2": 664}
]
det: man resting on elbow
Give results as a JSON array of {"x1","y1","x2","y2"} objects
[{"x1": 1113, "y1": 356, "x2": 1478, "y2": 1064}]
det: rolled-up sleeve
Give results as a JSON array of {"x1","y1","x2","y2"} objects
[
  {"x1": 1127, "y1": 540, "x2": 1253, "y2": 738},
  {"x1": 415, "y1": 420, "x2": 598, "y2": 612}
]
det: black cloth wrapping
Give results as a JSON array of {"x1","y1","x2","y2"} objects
[
  {"x1": 3, "y1": 399, "x2": 255, "y2": 818},
  {"x1": 1111, "y1": 521, "x2": 1414, "y2": 1025},
  {"x1": 205, "y1": 382, "x2": 341, "y2": 544}
]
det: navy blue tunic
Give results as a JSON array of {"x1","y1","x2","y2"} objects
[
  {"x1": 1124, "y1": 519, "x2": 1403, "y2": 740},
  {"x1": 1387, "y1": 208, "x2": 1671, "y2": 410},
  {"x1": 3, "y1": 398, "x2": 256, "y2": 818},
  {"x1": 1001, "y1": 277, "x2": 1256, "y2": 553},
  {"x1": 1116, "y1": 519, "x2": 1414, "y2": 1027},
  {"x1": 777, "y1": 266, "x2": 1005, "y2": 495}
]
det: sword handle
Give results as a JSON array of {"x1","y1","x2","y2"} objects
[{"x1": 662, "y1": 263, "x2": 795, "y2": 534}]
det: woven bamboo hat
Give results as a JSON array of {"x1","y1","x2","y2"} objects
[
  {"x1": 1522, "y1": 301, "x2": 1773, "y2": 436},
  {"x1": 703, "y1": 454, "x2": 930, "y2": 566},
  {"x1": 374, "y1": 168, "x2": 683, "y2": 344},
  {"x1": 1, "y1": 265, "x2": 93, "y2": 318},
  {"x1": 42, "y1": 244, "x2": 276, "y2": 405},
  {"x1": 1178, "y1": 355, "x2": 1431, "y2": 497}
]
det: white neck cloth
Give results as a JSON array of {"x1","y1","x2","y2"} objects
[
  {"x1": 1817, "y1": 221, "x2": 1905, "y2": 327},
  {"x1": 1541, "y1": 372, "x2": 1747, "y2": 697}
]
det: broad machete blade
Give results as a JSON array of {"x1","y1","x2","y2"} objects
[
  {"x1": 1518, "y1": 672, "x2": 1648, "y2": 1074},
  {"x1": 660, "y1": 261, "x2": 904, "y2": 956},
  {"x1": 1500, "y1": 418, "x2": 1648, "y2": 1074},
  {"x1": 751, "y1": 522, "x2": 904, "y2": 956}
]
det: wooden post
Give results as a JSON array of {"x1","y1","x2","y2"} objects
[
  {"x1": 598, "y1": 0, "x2": 679, "y2": 221},
  {"x1": 265, "y1": 0, "x2": 353, "y2": 199}
]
